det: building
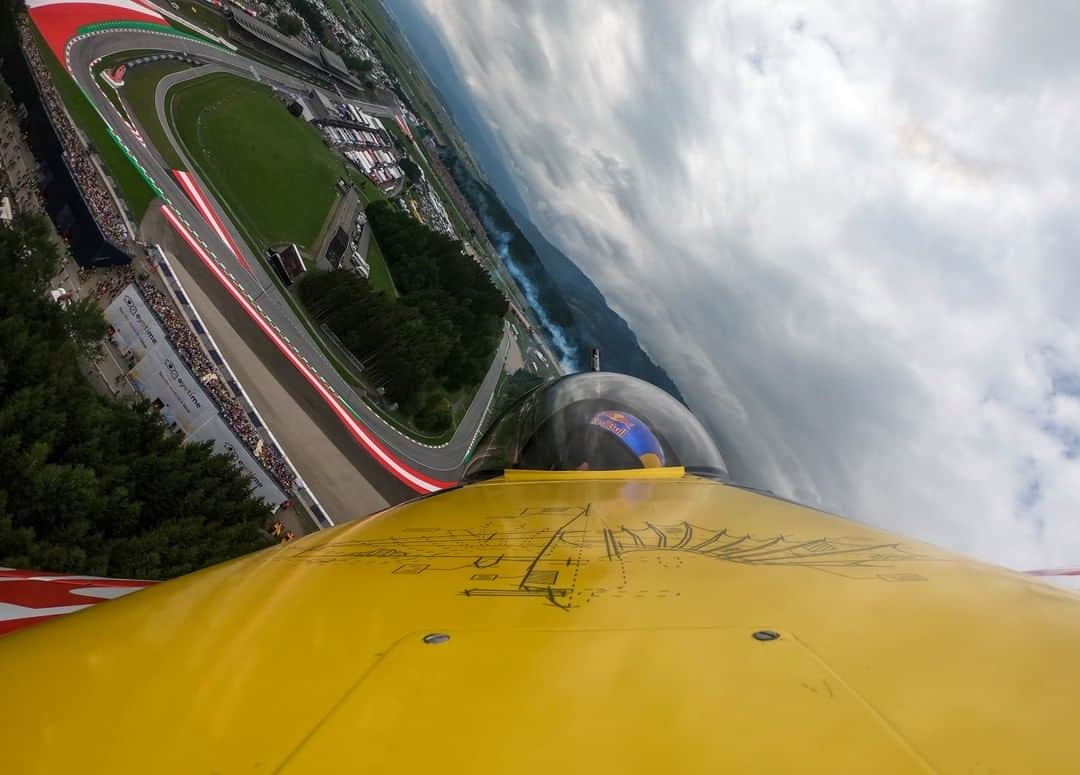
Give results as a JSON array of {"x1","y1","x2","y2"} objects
[
  {"x1": 267, "y1": 243, "x2": 306, "y2": 286},
  {"x1": 226, "y1": 10, "x2": 359, "y2": 88}
]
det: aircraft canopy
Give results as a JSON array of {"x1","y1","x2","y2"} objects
[{"x1": 465, "y1": 372, "x2": 728, "y2": 478}]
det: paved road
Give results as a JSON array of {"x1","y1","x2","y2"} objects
[
  {"x1": 66, "y1": 25, "x2": 511, "y2": 489},
  {"x1": 147, "y1": 206, "x2": 407, "y2": 517}
]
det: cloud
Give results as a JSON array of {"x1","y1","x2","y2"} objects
[{"x1": 403, "y1": 0, "x2": 1080, "y2": 570}]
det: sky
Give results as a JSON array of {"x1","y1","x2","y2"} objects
[{"x1": 397, "y1": 0, "x2": 1080, "y2": 571}]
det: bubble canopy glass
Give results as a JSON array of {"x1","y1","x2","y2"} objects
[{"x1": 464, "y1": 373, "x2": 728, "y2": 479}]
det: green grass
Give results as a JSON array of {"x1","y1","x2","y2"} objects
[
  {"x1": 339, "y1": 0, "x2": 492, "y2": 252},
  {"x1": 166, "y1": 75, "x2": 363, "y2": 379},
  {"x1": 350, "y1": 0, "x2": 440, "y2": 128},
  {"x1": 325, "y1": 0, "x2": 349, "y2": 20},
  {"x1": 350, "y1": 171, "x2": 385, "y2": 205},
  {"x1": 30, "y1": 28, "x2": 156, "y2": 219},
  {"x1": 229, "y1": 40, "x2": 336, "y2": 90},
  {"x1": 162, "y1": 72, "x2": 457, "y2": 441},
  {"x1": 162, "y1": 72, "x2": 440, "y2": 431},
  {"x1": 349, "y1": 0, "x2": 481, "y2": 167},
  {"x1": 92, "y1": 49, "x2": 159, "y2": 70},
  {"x1": 168, "y1": 1, "x2": 229, "y2": 39},
  {"x1": 169, "y1": 73, "x2": 342, "y2": 251},
  {"x1": 168, "y1": 72, "x2": 395, "y2": 289},
  {"x1": 363, "y1": 233, "x2": 396, "y2": 297},
  {"x1": 341, "y1": 168, "x2": 395, "y2": 296},
  {"x1": 122, "y1": 60, "x2": 191, "y2": 169}
]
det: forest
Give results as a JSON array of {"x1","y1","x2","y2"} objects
[
  {"x1": 298, "y1": 200, "x2": 507, "y2": 432},
  {"x1": 0, "y1": 215, "x2": 274, "y2": 580},
  {"x1": 437, "y1": 146, "x2": 577, "y2": 335}
]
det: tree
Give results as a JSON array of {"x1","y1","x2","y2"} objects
[
  {"x1": 415, "y1": 400, "x2": 451, "y2": 433},
  {"x1": 286, "y1": 0, "x2": 323, "y2": 39},
  {"x1": 0, "y1": 215, "x2": 274, "y2": 580},
  {"x1": 343, "y1": 54, "x2": 373, "y2": 79},
  {"x1": 297, "y1": 200, "x2": 507, "y2": 427},
  {"x1": 61, "y1": 296, "x2": 107, "y2": 358},
  {"x1": 399, "y1": 158, "x2": 421, "y2": 184},
  {"x1": 0, "y1": 211, "x2": 60, "y2": 296},
  {"x1": 317, "y1": 23, "x2": 340, "y2": 52},
  {"x1": 491, "y1": 369, "x2": 543, "y2": 418},
  {"x1": 275, "y1": 12, "x2": 302, "y2": 36}
]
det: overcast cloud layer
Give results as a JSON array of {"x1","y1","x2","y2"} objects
[{"x1": 405, "y1": 0, "x2": 1080, "y2": 569}]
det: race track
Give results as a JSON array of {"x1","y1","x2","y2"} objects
[{"x1": 36, "y1": 10, "x2": 514, "y2": 512}]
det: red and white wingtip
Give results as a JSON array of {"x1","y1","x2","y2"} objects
[
  {"x1": 1025, "y1": 568, "x2": 1080, "y2": 577},
  {"x1": 0, "y1": 568, "x2": 153, "y2": 637}
]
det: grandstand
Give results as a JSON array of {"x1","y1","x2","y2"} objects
[
  {"x1": 103, "y1": 281, "x2": 288, "y2": 508},
  {"x1": 317, "y1": 45, "x2": 351, "y2": 81},
  {"x1": 226, "y1": 10, "x2": 357, "y2": 87},
  {"x1": 12, "y1": 16, "x2": 132, "y2": 266},
  {"x1": 308, "y1": 92, "x2": 386, "y2": 134}
]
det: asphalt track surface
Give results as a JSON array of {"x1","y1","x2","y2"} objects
[
  {"x1": 64, "y1": 25, "x2": 511, "y2": 496},
  {"x1": 147, "y1": 206, "x2": 412, "y2": 511}
]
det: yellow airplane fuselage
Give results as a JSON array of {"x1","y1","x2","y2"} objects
[{"x1": 1, "y1": 472, "x2": 1077, "y2": 772}]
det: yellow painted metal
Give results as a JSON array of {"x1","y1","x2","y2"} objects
[
  {"x1": 1, "y1": 475, "x2": 1079, "y2": 773},
  {"x1": 503, "y1": 465, "x2": 686, "y2": 481}
]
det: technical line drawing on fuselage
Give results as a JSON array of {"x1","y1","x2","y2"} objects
[{"x1": 284, "y1": 503, "x2": 940, "y2": 609}]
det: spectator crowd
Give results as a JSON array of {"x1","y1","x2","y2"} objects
[
  {"x1": 18, "y1": 17, "x2": 131, "y2": 248},
  {"x1": 14, "y1": 17, "x2": 299, "y2": 496},
  {"x1": 1, "y1": 71, "x2": 54, "y2": 223},
  {"x1": 94, "y1": 267, "x2": 297, "y2": 491},
  {"x1": 1, "y1": 105, "x2": 47, "y2": 218}
]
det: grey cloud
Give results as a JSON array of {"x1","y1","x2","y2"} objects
[
  {"x1": 504, "y1": 35, "x2": 551, "y2": 84},
  {"x1": 410, "y1": 0, "x2": 1080, "y2": 568},
  {"x1": 818, "y1": 35, "x2": 845, "y2": 69},
  {"x1": 976, "y1": 2, "x2": 1080, "y2": 91},
  {"x1": 1051, "y1": 372, "x2": 1080, "y2": 397},
  {"x1": 591, "y1": 151, "x2": 646, "y2": 223},
  {"x1": 606, "y1": 2, "x2": 700, "y2": 180},
  {"x1": 509, "y1": 120, "x2": 580, "y2": 187}
]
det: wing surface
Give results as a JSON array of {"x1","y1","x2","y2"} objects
[{"x1": 1, "y1": 475, "x2": 1079, "y2": 773}]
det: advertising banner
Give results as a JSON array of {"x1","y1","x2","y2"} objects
[
  {"x1": 186, "y1": 419, "x2": 286, "y2": 508},
  {"x1": 104, "y1": 284, "x2": 168, "y2": 361},
  {"x1": 127, "y1": 341, "x2": 217, "y2": 435}
]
